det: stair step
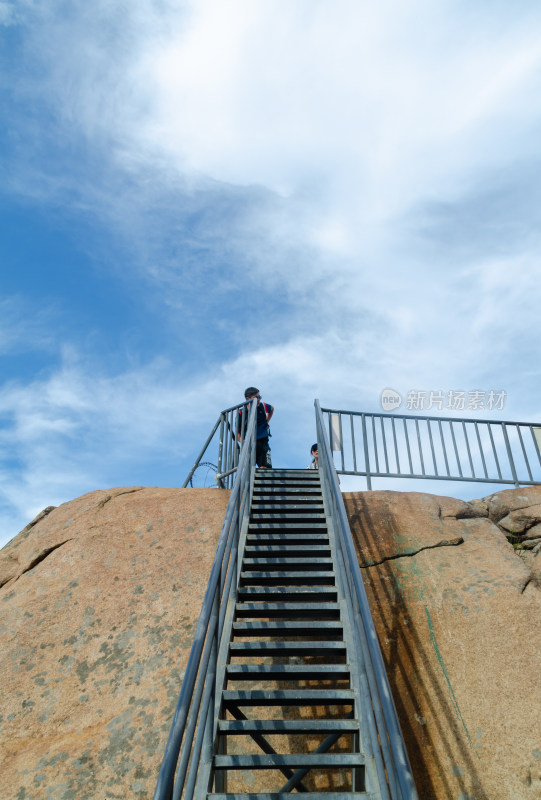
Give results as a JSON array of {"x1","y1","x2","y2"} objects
[
  {"x1": 235, "y1": 602, "x2": 340, "y2": 619},
  {"x1": 218, "y1": 718, "x2": 360, "y2": 734},
  {"x1": 254, "y1": 469, "x2": 318, "y2": 476},
  {"x1": 250, "y1": 515, "x2": 326, "y2": 524},
  {"x1": 226, "y1": 664, "x2": 350, "y2": 680},
  {"x1": 209, "y1": 794, "x2": 372, "y2": 800},
  {"x1": 244, "y1": 545, "x2": 331, "y2": 556},
  {"x1": 248, "y1": 515, "x2": 327, "y2": 533},
  {"x1": 232, "y1": 620, "x2": 343, "y2": 637},
  {"x1": 223, "y1": 689, "x2": 354, "y2": 707},
  {"x1": 239, "y1": 571, "x2": 335, "y2": 585},
  {"x1": 237, "y1": 586, "x2": 337, "y2": 601},
  {"x1": 242, "y1": 558, "x2": 333, "y2": 572},
  {"x1": 213, "y1": 753, "x2": 364, "y2": 770},
  {"x1": 253, "y1": 483, "x2": 321, "y2": 489},
  {"x1": 246, "y1": 533, "x2": 329, "y2": 544},
  {"x1": 252, "y1": 497, "x2": 324, "y2": 506},
  {"x1": 253, "y1": 487, "x2": 322, "y2": 495},
  {"x1": 251, "y1": 504, "x2": 324, "y2": 512},
  {"x1": 229, "y1": 641, "x2": 346, "y2": 656},
  {"x1": 254, "y1": 473, "x2": 319, "y2": 479}
]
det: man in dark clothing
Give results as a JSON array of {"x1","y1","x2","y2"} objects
[{"x1": 237, "y1": 386, "x2": 274, "y2": 468}]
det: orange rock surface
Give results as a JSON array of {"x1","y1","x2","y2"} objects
[
  {"x1": 344, "y1": 489, "x2": 541, "y2": 800},
  {"x1": 0, "y1": 487, "x2": 229, "y2": 800}
]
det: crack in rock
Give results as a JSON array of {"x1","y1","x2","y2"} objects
[
  {"x1": 361, "y1": 536, "x2": 464, "y2": 568},
  {"x1": 96, "y1": 494, "x2": 113, "y2": 509},
  {"x1": 0, "y1": 572, "x2": 16, "y2": 590},
  {"x1": 97, "y1": 488, "x2": 144, "y2": 509},
  {"x1": 20, "y1": 539, "x2": 74, "y2": 576}
]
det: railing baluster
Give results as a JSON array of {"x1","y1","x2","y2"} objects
[
  {"x1": 372, "y1": 415, "x2": 380, "y2": 474},
  {"x1": 381, "y1": 416, "x2": 390, "y2": 474},
  {"x1": 530, "y1": 426, "x2": 541, "y2": 468},
  {"x1": 462, "y1": 421, "x2": 476, "y2": 478},
  {"x1": 475, "y1": 422, "x2": 489, "y2": 479},
  {"x1": 449, "y1": 420, "x2": 462, "y2": 478},
  {"x1": 392, "y1": 416, "x2": 400, "y2": 474},
  {"x1": 404, "y1": 418, "x2": 414, "y2": 474},
  {"x1": 517, "y1": 425, "x2": 533, "y2": 482},
  {"x1": 350, "y1": 413, "x2": 358, "y2": 473},
  {"x1": 361, "y1": 413, "x2": 372, "y2": 489},
  {"x1": 415, "y1": 418, "x2": 425, "y2": 476},
  {"x1": 438, "y1": 420, "x2": 450, "y2": 477},
  {"x1": 427, "y1": 419, "x2": 438, "y2": 476},
  {"x1": 502, "y1": 423, "x2": 519, "y2": 487},
  {"x1": 488, "y1": 423, "x2": 503, "y2": 480},
  {"x1": 339, "y1": 412, "x2": 346, "y2": 472}
]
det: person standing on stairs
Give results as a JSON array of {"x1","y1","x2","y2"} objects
[
  {"x1": 308, "y1": 443, "x2": 318, "y2": 469},
  {"x1": 237, "y1": 386, "x2": 274, "y2": 469}
]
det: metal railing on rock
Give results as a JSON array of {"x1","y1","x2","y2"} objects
[
  {"x1": 183, "y1": 402, "x2": 252, "y2": 489},
  {"x1": 320, "y1": 406, "x2": 541, "y2": 490},
  {"x1": 154, "y1": 398, "x2": 257, "y2": 800},
  {"x1": 315, "y1": 400, "x2": 418, "y2": 800}
]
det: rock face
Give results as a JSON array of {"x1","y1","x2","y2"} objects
[
  {"x1": 0, "y1": 487, "x2": 229, "y2": 800},
  {"x1": 2, "y1": 483, "x2": 541, "y2": 800},
  {"x1": 344, "y1": 488, "x2": 541, "y2": 800}
]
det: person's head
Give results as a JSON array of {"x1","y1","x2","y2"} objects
[
  {"x1": 244, "y1": 386, "x2": 260, "y2": 402},
  {"x1": 311, "y1": 443, "x2": 318, "y2": 457}
]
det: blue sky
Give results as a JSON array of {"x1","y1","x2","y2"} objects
[{"x1": 2, "y1": 0, "x2": 541, "y2": 547}]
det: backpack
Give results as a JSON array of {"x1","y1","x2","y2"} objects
[{"x1": 238, "y1": 401, "x2": 271, "y2": 438}]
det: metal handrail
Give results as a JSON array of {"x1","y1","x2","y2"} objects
[
  {"x1": 183, "y1": 402, "x2": 249, "y2": 489},
  {"x1": 321, "y1": 407, "x2": 541, "y2": 490},
  {"x1": 315, "y1": 399, "x2": 418, "y2": 800},
  {"x1": 154, "y1": 398, "x2": 257, "y2": 800}
]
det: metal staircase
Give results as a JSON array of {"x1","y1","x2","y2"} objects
[
  {"x1": 154, "y1": 399, "x2": 418, "y2": 800},
  {"x1": 212, "y1": 467, "x2": 372, "y2": 797}
]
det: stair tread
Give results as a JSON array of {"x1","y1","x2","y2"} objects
[
  {"x1": 249, "y1": 519, "x2": 326, "y2": 524},
  {"x1": 254, "y1": 469, "x2": 318, "y2": 474},
  {"x1": 240, "y1": 570, "x2": 335, "y2": 577},
  {"x1": 246, "y1": 531, "x2": 329, "y2": 547},
  {"x1": 239, "y1": 571, "x2": 335, "y2": 585},
  {"x1": 214, "y1": 753, "x2": 364, "y2": 768},
  {"x1": 235, "y1": 601, "x2": 340, "y2": 610},
  {"x1": 244, "y1": 545, "x2": 330, "y2": 553},
  {"x1": 242, "y1": 558, "x2": 333, "y2": 566},
  {"x1": 209, "y1": 795, "x2": 371, "y2": 800},
  {"x1": 249, "y1": 523, "x2": 327, "y2": 529},
  {"x1": 226, "y1": 664, "x2": 349, "y2": 677},
  {"x1": 218, "y1": 719, "x2": 360, "y2": 733},
  {"x1": 222, "y1": 689, "x2": 353, "y2": 703},
  {"x1": 252, "y1": 498, "x2": 323, "y2": 505},
  {"x1": 253, "y1": 488, "x2": 322, "y2": 494},
  {"x1": 237, "y1": 586, "x2": 336, "y2": 595},
  {"x1": 230, "y1": 639, "x2": 345, "y2": 649},
  {"x1": 209, "y1": 794, "x2": 372, "y2": 800},
  {"x1": 251, "y1": 503, "x2": 324, "y2": 510},
  {"x1": 233, "y1": 620, "x2": 342, "y2": 632}
]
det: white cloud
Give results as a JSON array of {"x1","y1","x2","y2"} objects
[{"x1": 2, "y1": 1, "x2": 541, "y2": 545}]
